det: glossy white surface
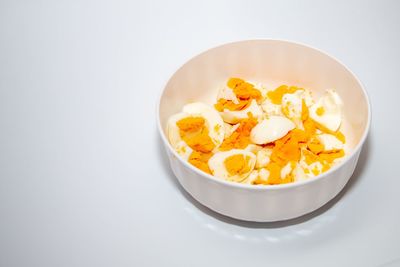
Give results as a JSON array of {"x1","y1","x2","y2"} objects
[{"x1": 0, "y1": 0, "x2": 399, "y2": 266}]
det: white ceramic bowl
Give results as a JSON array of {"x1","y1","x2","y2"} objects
[{"x1": 157, "y1": 39, "x2": 371, "y2": 222}]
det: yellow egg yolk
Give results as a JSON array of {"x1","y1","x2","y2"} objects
[
  {"x1": 308, "y1": 137, "x2": 325, "y2": 154},
  {"x1": 224, "y1": 154, "x2": 252, "y2": 176},
  {"x1": 214, "y1": 98, "x2": 250, "y2": 112},
  {"x1": 270, "y1": 129, "x2": 307, "y2": 166},
  {"x1": 219, "y1": 113, "x2": 258, "y2": 151},
  {"x1": 176, "y1": 116, "x2": 205, "y2": 132},
  {"x1": 177, "y1": 116, "x2": 216, "y2": 153},
  {"x1": 215, "y1": 78, "x2": 262, "y2": 112},
  {"x1": 316, "y1": 106, "x2": 325, "y2": 116},
  {"x1": 227, "y1": 78, "x2": 262, "y2": 101},
  {"x1": 188, "y1": 151, "x2": 213, "y2": 174},
  {"x1": 267, "y1": 85, "x2": 302, "y2": 105},
  {"x1": 253, "y1": 162, "x2": 294, "y2": 185}
]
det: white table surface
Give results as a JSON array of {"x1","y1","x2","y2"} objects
[{"x1": 0, "y1": 0, "x2": 399, "y2": 266}]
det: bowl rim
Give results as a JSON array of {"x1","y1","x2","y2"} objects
[{"x1": 156, "y1": 38, "x2": 372, "y2": 191}]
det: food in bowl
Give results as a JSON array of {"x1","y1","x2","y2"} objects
[{"x1": 167, "y1": 77, "x2": 347, "y2": 185}]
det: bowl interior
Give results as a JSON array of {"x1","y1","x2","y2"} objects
[{"x1": 159, "y1": 40, "x2": 369, "y2": 153}]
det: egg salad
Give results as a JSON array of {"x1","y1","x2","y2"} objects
[{"x1": 167, "y1": 78, "x2": 347, "y2": 185}]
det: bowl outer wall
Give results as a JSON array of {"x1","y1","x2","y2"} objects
[{"x1": 164, "y1": 141, "x2": 361, "y2": 222}]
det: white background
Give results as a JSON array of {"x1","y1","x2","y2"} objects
[{"x1": 0, "y1": 0, "x2": 399, "y2": 266}]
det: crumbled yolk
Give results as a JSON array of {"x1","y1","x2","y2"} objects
[
  {"x1": 182, "y1": 127, "x2": 215, "y2": 153},
  {"x1": 312, "y1": 166, "x2": 320, "y2": 176},
  {"x1": 303, "y1": 147, "x2": 344, "y2": 166},
  {"x1": 224, "y1": 154, "x2": 252, "y2": 176},
  {"x1": 227, "y1": 78, "x2": 262, "y2": 101},
  {"x1": 270, "y1": 129, "x2": 307, "y2": 166},
  {"x1": 301, "y1": 99, "x2": 318, "y2": 138},
  {"x1": 310, "y1": 118, "x2": 346, "y2": 144},
  {"x1": 301, "y1": 99, "x2": 309, "y2": 121},
  {"x1": 267, "y1": 85, "x2": 302, "y2": 105},
  {"x1": 322, "y1": 164, "x2": 330, "y2": 173},
  {"x1": 214, "y1": 78, "x2": 261, "y2": 112},
  {"x1": 281, "y1": 101, "x2": 291, "y2": 118},
  {"x1": 227, "y1": 78, "x2": 244, "y2": 89},
  {"x1": 319, "y1": 150, "x2": 345, "y2": 163},
  {"x1": 177, "y1": 117, "x2": 215, "y2": 153},
  {"x1": 316, "y1": 106, "x2": 325, "y2": 116},
  {"x1": 302, "y1": 149, "x2": 321, "y2": 165},
  {"x1": 308, "y1": 137, "x2": 325, "y2": 154},
  {"x1": 257, "y1": 162, "x2": 294, "y2": 185},
  {"x1": 176, "y1": 117, "x2": 205, "y2": 132},
  {"x1": 264, "y1": 162, "x2": 282, "y2": 185},
  {"x1": 335, "y1": 131, "x2": 346, "y2": 143},
  {"x1": 219, "y1": 114, "x2": 258, "y2": 151},
  {"x1": 214, "y1": 124, "x2": 221, "y2": 134},
  {"x1": 188, "y1": 151, "x2": 213, "y2": 174}
]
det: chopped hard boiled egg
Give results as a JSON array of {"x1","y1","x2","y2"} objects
[
  {"x1": 217, "y1": 85, "x2": 239, "y2": 104},
  {"x1": 281, "y1": 89, "x2": 314, "y2": 124},
  {"x1": 244, "y1": 168, "x2": 270, "y2": 185},
  {"x1": 255, "y1": 148, "x2": 272, "y2": 169},
  {"x1": 309, "y1": 89, "x2": 343, "y2": 132},
  {"x1": 223, "y1": 122, "x2": 240, "y2": 138},
  {"x1": 219, "y1": 99, "x2": 262, "y2": 124},
  {"x1": 261, "y1": 98, "x2": 283, "y2": 117},
  {"x1": 250, "y1": 116, "x2": 295, "y2": 144},
  {"x1": 317, "y1": 133, "x2": 344, "y2": 151},
  {"x1": 182, "y1": 102, "x2": 225, "y2": 147},
  {"x1": 167, "y1": 78, "x2": 347, "y2": 186},
  {"x1": 208, "y1": 149, "x2": 256, "y2": 182}
]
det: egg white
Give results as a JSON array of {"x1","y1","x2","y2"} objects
[
  {"x1": 250, "y1": 116, "x2": 295, "y2": 144},
  {"x1": 219, "y1": 99, "x2": 262, "y2": 124},
  {"x1": 208, "y1": 149, "x2": 256, "y2": 182},
  {"x1": 317, "y1": 133, "x2": 344, "y2": 151},
  {"x1": 309, "y1": 89, "x2": 343, "y2": 132}
]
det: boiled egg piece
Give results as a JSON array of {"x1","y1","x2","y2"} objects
[
  {"x1": 309, "y1": 89, "x2": 343, "y2": 132},
  {"x1": 299, "y1": 149, "x2": 325, "y2": 178},
  {"x1": 182, "y1": 102, "x2": 225, "y2": 147},
  {"x1": 217, "y1": 86, "x2": 239, "y2": 104},
  {"x1": 292, "y1": 164, "x2": 308, "y2": 182},
  {"x1": 219, "y1": 99, "x2": 262, "y2": 124},
  {"x1": 247, "y1": 81, "x2": 268, "y2": 103},
  {"x1": 208, "y1": 149, "x2": 256, "y2": 182},
  {"x1": 299, "y1": 159, "x2": 324, "y2": 178},
  {"x1": 280, "y1": 162, "x2": 295, "y2": 178},
  {"x1": 167, "y1": 102, "x2": 225, "y2": 157},
  {"x1": 244, "y1": 144, "x2": 263, "y2": 155},
  {"x1": 255, "y1": 148, "x2": 272, "y2": 169},
  {"x1": 167, "y1": 112, "x2": 190, "y2": 149},
  {"x1": 281, "y1": 90, "x2": 304, "y2": 119},
  {"x1": 244, "y1": 170, "x2": 260, "y2": 184},
  {"x1": 250, "y1": 116, "x2": 295, "y2": 144},
  {"x1": 261, "y1": 98, "x2": 283, "y2": 117},
  {"x1": 223, "y1": 122, "x2": 240, "y2": 139},
  {"x1": 174, "y1": 141, "x2": 193, "y2": 160},
  {"x1": 244, "y1": 168, "x2": 270, "y2": 185},
  {"x1": 281, "y1": 89, "x2": 314, "y2": 117},
  {"x1": 317, "y1": 133, "x2": 344, "y2": 151}
]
